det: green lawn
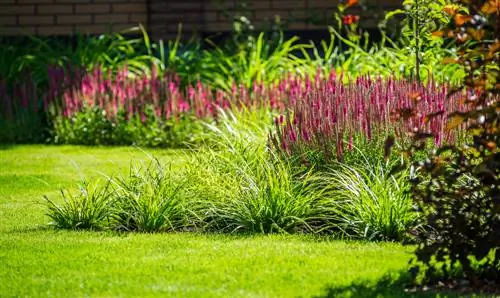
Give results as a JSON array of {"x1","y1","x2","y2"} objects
[{"x1": 0, "y1": 146, "x2": 455, "y2": 297}]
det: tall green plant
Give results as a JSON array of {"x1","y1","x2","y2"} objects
[
  {"x1": 186, "y1": 109, "x2": 333, "y2": 233},
  {"x1": 201, "y1": 32, "x2": 306, "y2": 90}
]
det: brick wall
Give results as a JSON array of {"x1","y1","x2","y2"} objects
[
  {"x1": 148, "y1": 0, "x2": 402, "y2": 40},
  {"x1": 0, "y1": 0, "x2": 401, "y2": 38},
  {"x1": 0, "y1": 0, "x2": 147, "y2": 36}
]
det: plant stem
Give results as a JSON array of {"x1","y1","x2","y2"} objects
[{"x1": 414, "y1": 0, "x2": 421, "y2": 83}]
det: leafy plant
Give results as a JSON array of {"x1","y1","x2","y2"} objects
[
  {"x1": 200, "y1": 32, "x2": 306, "y2": 91},
  {"x1": 324, "y1": 156, "x2": 419, "y2": 241},
  {"x1": 185, "y1": 109, "x2": 332, "y2": 234},
  {"x1": 111, "y1": 159, "x2": 187, "y2": 232},
  {"x1": 44, "y1": 180, "x2": 114, "y2": 230},
  {"x1": 270, "y1": 74, "x2": 464, "y2": 165},
  {"x1": 389, "y1": 0, "x2": 500, "y2": 290}
]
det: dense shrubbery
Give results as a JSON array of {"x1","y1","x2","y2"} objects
[
  {"x1": 0, "y1": 5, "x2": 467, "y2": 144},
  {"x1": 43, "y1": 109, "x2": 421, "y2": 241},
  {"x1": 389, "y1": 0, "x2": 499, "y2": 290}
]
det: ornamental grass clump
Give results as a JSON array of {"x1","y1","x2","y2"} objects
[
  {"x1": 111, "y1": 159, "x2": 188, "y2": 232},
  {"x1": 185, "y1": 110, "x2": 334, "y2": 234},
  {"x1": 44, "y1": 159, "x2": 190, "y2": 232},
  {"x1": 323, "y1": 156, "x2": 418, "y2": 241},
  {"x1": 44, "y1": 180, "x2": 114, "y2": 230}
]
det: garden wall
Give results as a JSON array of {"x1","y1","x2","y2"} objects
[
  {"x1": 0, "y1": 0, "x2": 147, "y2": 36},
  {"x1": 148, "y1": 0, "x2": 402, "y2": 39},
  {"x1": 0, "y1": 0, "x2": 401, "y2": 38}
]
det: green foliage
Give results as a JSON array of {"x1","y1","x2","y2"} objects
[
  {"x1": 0, "y1": 27, "x2": 159, "y2": 87},
  {"x1": 390, "y1": 0, "x2": 500, "y2": 289},
  {"x1": 0, "y1": 108, "x2": 48, "y2": 143},
  {"x1": 324, "y1": 158, "x2": 419, "y2": 241},
  {"x1": 44, "y1": 180, "x2": 114, "y2": 230},
  {"x1": 197, "y1": 152, "x2": 331, "y2": 234},
  {"x1": 43, "y1": 159, "x2": 188, "y2": 232},
  {"x1": 111, "y1": 159, "x2": 187, "y2": 232},
  {"x1": 384, "y1": 0, "x2": 459, "y2": 81},
  {"x1": 51, "y1": 106, "x2": 208, "y2": 147},
  {"x1": 184, "y1": 109, "x2": 332, "y2": 234},
  {"x1": 298, "y1": 0, "x2": 464, "y2": 84},
  {"x1": 301, "y1": 25, "x2": 464, "y2": 84},
  {"x1": 200, "y1": 32, "x2": 306, "y2": 90}
]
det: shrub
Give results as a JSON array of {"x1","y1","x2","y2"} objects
[
  {"x1": 52, "y1": 106, "x2": 208, "y2": 147},
  {"x1": 44, "y1": 180, "x2": 114, "y2": 230},
  {"x1": 389, "y1": 0, "x2": 500, "y2": 290}
]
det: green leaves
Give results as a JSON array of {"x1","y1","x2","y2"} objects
[
  {"x1": 44, "y1": 160, "x2": 189, "y2": 232},
  {"x1": 323, "y1": 158, "x2": 418, "y2": 241},
  {"x1": 44, "y1": 180, "x2": 114, "y2": 230}
]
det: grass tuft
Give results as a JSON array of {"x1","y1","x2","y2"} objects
[
  {"x1": 111, "y1": 159, "x2": 187, "y2": 232},
  {"x1": 44, "y1": 180, "x2": 114, "y2": 230},
  {"x1": 324, "y1": 157, "x2": 419, "y2": 241}
]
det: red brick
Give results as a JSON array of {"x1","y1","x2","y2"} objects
[
  {"x1": 0, "y1": 16, "x2": 16, "y2": 25},
  {"x1": 19, "y1": 15, "x2": 54, "y2": 24},
  {"x1": 37, "y1": 25, "x2": 73, "y2": 35},
  {"x1": 111, "y1": 23, "x2": 137, "y2": 32},
  {"x1": 75, "y1": 24, "x2": 110, "y2": 34},
  {"x1": 17, "y1": 0, "x2": 53, "y2": 3},
  {"x1": 273, "y1": 0, "x2": 305, "y2": 9},
  {"x1": 94, "y1": 14, "x2": 129, "y2": 24},
  {"x1": 55, "y1": 0, "x2": 87, "y2": 2},
  {"x1": 0, "y1": 26, "x2": 36, "y2": 35},
  {"x1": 75, "y1": 4, "x2": 110, "y2": 14},
  {"x1": 57, "y1": 14, "x2": 91, "y2": 24},
  {"x1": 250, "y1": 1, "x2": 271, "y2": 9},
  {"x1": 129, "y1": 13, "x2": 147, "y2": 23},
  {"x1": 0, "y1": 5, "x2": 35, "y2": 15},
  {"x1": 203, "y1": 11, "x2": 218, "y2": 22},
  {"x1": 111, "y1": 3, "x2": 146, "y2": 13},
  {"x1": 38, "y1": 4, "x2": 72, "y2": 14},
  {"x1": 204, "y1": 22, "x2": 232, "y2": 32}
]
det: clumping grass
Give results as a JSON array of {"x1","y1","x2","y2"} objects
[
  {"x1": 184, "y1": 109, "x2": 334, "y2": 234},
  {"x1": 44, "y1": 180, "x2": 113, "y2": 230},
  {"x1": 0, "y1": 145, "x2": 434, "y2": 298},
  {"x1": 111, "y1": 159, "x2": 188, "y2": 232},
  {"x1": 324, "y1": 157, "x2": 419, "y2": 241}
]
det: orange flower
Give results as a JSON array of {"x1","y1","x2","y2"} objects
[
  {"x1": 454, "y1": 13, "x2": 472, "y2": 26},
  {"x1": 481, "y1": 0, "x2": 499, "y2": 14},
  {"x1": 346, "y1": 0, "x2": 359, "y2": 8}
]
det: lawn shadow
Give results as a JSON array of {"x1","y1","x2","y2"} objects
[
  {"x1": 0, "y1": 143, "x2": 15, "y2": 150},
  {"x1": 312, "y1": 271, "x2": 471, "y2": 298}
]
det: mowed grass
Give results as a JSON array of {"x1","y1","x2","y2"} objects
[{"x1": 0, "y1": 145, "x2": 454, "y2": 298}]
